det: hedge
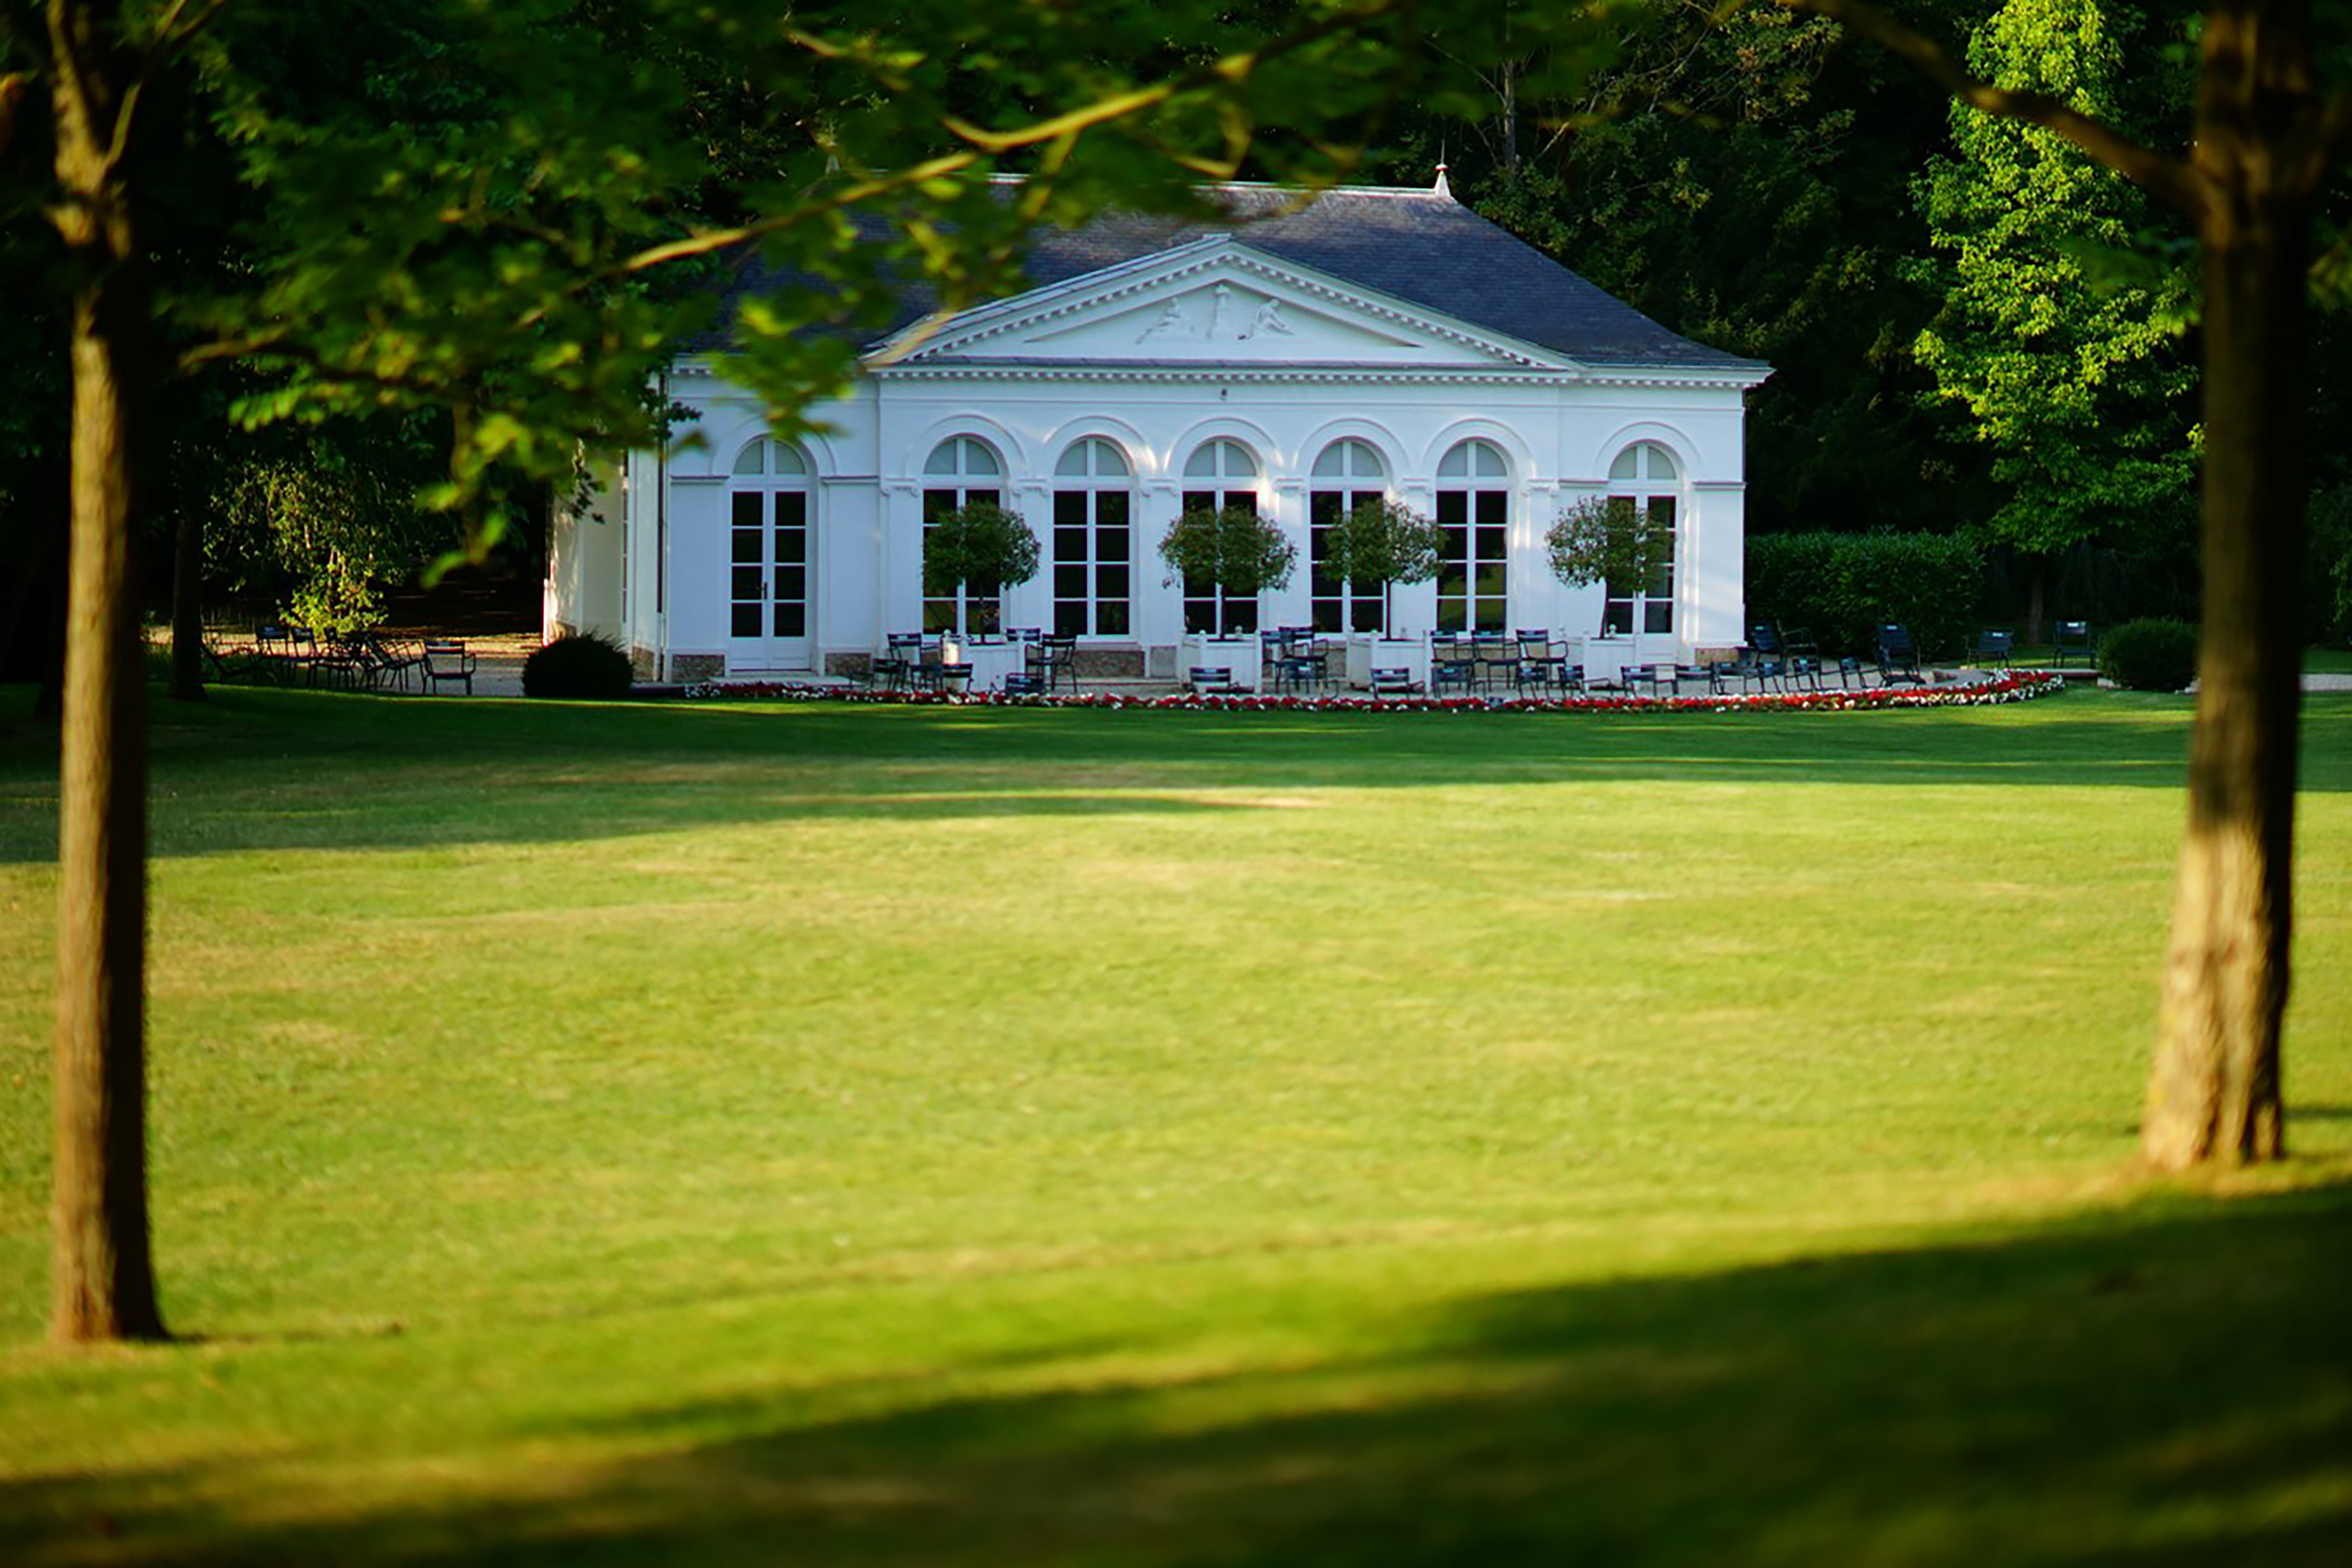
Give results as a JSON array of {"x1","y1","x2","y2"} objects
[{"x1": 1747, "y1": 532, "x2": 1984, "y2": 657}]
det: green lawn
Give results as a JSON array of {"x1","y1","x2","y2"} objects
[{"x1": 2, "y1": 686, "x2": 2348, "y2": 1565}]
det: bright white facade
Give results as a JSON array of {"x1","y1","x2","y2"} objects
[{"x1": 547, "y1": 185, "x2": 1771, "y2": 684}]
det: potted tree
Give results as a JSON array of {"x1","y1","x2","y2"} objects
[
  {"x1": 1160, "y1": 504, "x2": 1295, "y2": 689},
  {"x1": 1318, "y1": 497, "x2": 1445, "y2": 688},
  {"x1": 1545, "y1": 495, "x2": 1675, "y2": 683},
  {"x1": 924, "y1": 501, "x2": 1041, "y2": 642}
]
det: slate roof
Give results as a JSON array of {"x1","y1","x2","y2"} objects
[{"x1": 692, "y1": 183, "x2": 1767, "y2": 376}]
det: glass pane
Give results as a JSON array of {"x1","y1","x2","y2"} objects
[
  {"x1": 732, "y1": 604, "x2": 761, "y2": 637},
  {"x1": 1645, "y1": 600, "x2": 1673, "y2": 635},
  {"x1": 1055, "y1": 526, "x2": 1089, "y2": 562},
  {"x1": 1098, "y1": 526, "x2": 1128, "y2": 560},
  {"x1": 970, "y1": 488, "x2": 1000, "y2": 508},
  {"x1": 1055, "y1": 565, "x2": 1088, "y2": 597},
  {"x1": 1183, "y1": 445, "x2": 1219, "y2": 478},
  {"x1": 1438, "y1": 596, "x2": 1465, "y2": 631},
  {"x1": 1352, "y1": 599, "x2": 1384, "y2": 634},
  {"x1": 1650, "y1": 497, "x2": 1677, "y2": 529},
  {"x1": 924, "y1": 600, "x2": 956, "y2": 634},
  {"x1": 1098, "y1": 493, "x2": 1128, "y2": 527},
  {"x1": 775, "y1": 530, "x2": 805, "y2": 565},
  {"x1": 1181, "y1": 490, "x2": 1214, "y2": 515},
  {"x1": 775, "y1": 567, "x2": 806, "y2": 600},
  {"x1": 1310, "y1": 491, "x2": 1340, "y2": 526},
  {"x1": 1436, "y1": 492, "x2": 1466, "y2": 526},
  {"x1": 1477, "y1": 491, "x2": 1507, "y2": 528},
  {"x1": 1438, "y1": 561, "x2": 1467, "y2": 597},
  {"x1": 1604, "y1": 600, "x2": 1632, "y2": 635},
  {"x1": 773, "y1": 444, "x2": 807, "y2": 476},
  {"x1": 1474, "y1": 598, "x2": 1505, "y2": 632},
  {"x1": 775, "y1": 493, "x2": 807, "y2": 525},
  {"x1": 1054, "y1": 445, "x2": 1090, "y2": 477},
  {"x1": 924, "y1": 489, "x2": 957, "y2": 520},
  {"x1": 1312, "y1": 445, "x2": 1345, "y2": 477},
  {"x1": 732, "y1": 440, "x2": 764, "y2": 476},
  {"x1": 1353, "y1": 444, "x2": 1382, "y2": 478},
  {"x1": 1054, "y1": 491, "x2": 1087, "y2": 527},
  {"x1": 1185, "y1": 600, "x2": 1214, "y2": 633},
  {"x1": 775, "y1": 605, "x2": 806, "y2": 636},
  {"x1": 1312, "y1": 601, "x2": 1340, "y2": 633},
  {"x1": 1055, "y1": 602, "x2": 1086, "y2": 636},
  {"x1": 1438, "y1": 444, "x2": 1468, "y2": 478},
  {"x1": 732, "y1": 492, "x2": 762, "y2": 528},
  {"x1": 1609, "y1": 447, "x2": 1639, "y2": 480},
  {"x1": 732, "y1": 528, "x2": 761, "y2": 565},
  {"x1": 963, "y1": 440, "x2": 999, "y2": 476},
  {"x1": 1099, "y1": 603, "x2": 1129, "y2": 635},
  {"x1": 1474, "y1": 564, "x2": 1506, "y2": 597},
  {"x1": 1222, "y1": 441, "x2": 1258, "y2": 477},
  {"x1": 924, "y1": 443, "x2": 958, "y2": 476},
  {"x1": 1477, "y1": 526, "x2": 1506, "y2": 561},
  {"x1": 1096, "y1": 565, "x2": 1128, "y2": 598},
  {"x1": 1093, "y1": 441, "x2": 1129, "y2": 477},
  {"x1": 732, "y1": 566, "x2": 762, "y2": 599}
]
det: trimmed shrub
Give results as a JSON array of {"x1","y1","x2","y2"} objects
[
  {"x1": 1747, "y1": 531, "x2": 1984, "y2": 657},
  {"x1": 523, "y1": 633, "x2": 633, "y2": 699},
  {"x1": 2097, "y1": 617, "x2": 2198, "y2": 691}
]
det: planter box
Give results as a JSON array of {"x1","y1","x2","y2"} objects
[
  {"x1": 1343, "y1": 636, "x2": 1431, "y2": 691},
  {"x1": 1179, "y1": 634, "x2": 1263, "y2": 691}
]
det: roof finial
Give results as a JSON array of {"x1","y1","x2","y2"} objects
[{"x1": 1433, "y1": 144, "x2": 1452, "y2": 201}]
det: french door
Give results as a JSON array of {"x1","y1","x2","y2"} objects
[{"x1": 729, "y1": 489, "x2": 811, "y2": 669}]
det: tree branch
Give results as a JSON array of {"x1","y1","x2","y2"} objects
[{"x1": 1776, "y1": 0, "x2": 2209, "y2": 224}]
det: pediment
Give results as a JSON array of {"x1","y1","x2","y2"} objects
[{"x1": 874, "y1": 238, "x2": 1566, "y2": 372}]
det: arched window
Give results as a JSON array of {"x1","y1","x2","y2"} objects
[
  {"x1": 727, "y1": 438, "x2": 813, "y2": 660},
  {"x1": 1309, "y1": 439, "x2": 1390, "y2": 633},
  {"x1": 1435, "y1": 439, "x2": 1509, "y2": 633},
  {"x1": 922, "y1": 437, "x2": 1006, "y2": 635},
  {"x1": 1050, "y1": 438, "x2": 1133, "y2": 637},
  {"x1": 1604, "y1": 441, "x2": 1680, "y2": 637},
  {"x1": 1178, "y1": 439, "x2": 1263, "y2": 636}
]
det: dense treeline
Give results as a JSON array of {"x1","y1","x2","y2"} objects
[{"x1": 1358, "y1": 0, "x2": 2349, "y2": 641}]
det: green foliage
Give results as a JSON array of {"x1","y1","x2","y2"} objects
[
  {"x1": 522, "y1": 633, "x2": 635, "y2": 700},
  {"x1": 1159, "y1": 505, "x2": 1296, "y2": 599},
  {"x1": 1319, "y1": 498, "x2": 1444, "y2": 590},
  {"x1": 208, "y1": 448, "x2": 447, "y2": 635},
  {"x1": 2308, "y1": 484, "x2": 2352, "y2": 646},
  {"x1": 1910, "y1": 0, "x2": 2197, "y2": 557},
  {"x1": 2097, "y1": 617, "x2": 2198, "y2": 691},
  {"x1": 921, "y1": 502, "x2": 1041, "y2": 599},
  {"x1": 1545, "y1": 496, "x2": 1673, "y2": 590},
  {"x1": 1747, "y1": 532, "x2": 1985, "y2": 657}
]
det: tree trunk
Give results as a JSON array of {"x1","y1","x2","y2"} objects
[
  {"x1": 2024, "y1": 554, "x2": 2047, "y2": 648},
  {"x1": 48, "y1": 0, "x2": 168, "y2": 1342},
  {"x1": 168, "y1": 507, "x2": 205, "y2": 702},
  {"x1": 2140, "y1": 0, "x2": 2315, "y2": 1170}
]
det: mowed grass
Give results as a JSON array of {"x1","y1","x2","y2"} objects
[{"x1": 1, "y1": 686, "x2": 2347, "y2": 1565}]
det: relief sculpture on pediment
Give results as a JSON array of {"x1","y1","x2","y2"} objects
[{"x1": 1135, "y1": 283, "x2": 1295, "y2": 345}]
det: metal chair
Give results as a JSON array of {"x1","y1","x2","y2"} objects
[
  {"x1": 1874, "y1": 623, "x2": 1925, "y2": 686},
  {"x1": 1974, "y1": 629, "x2": 2015, "y2": 669},
  {"x1": 420, "y1": 639, "x2": 476, "y2": 695},
  {"x1": 2053, "y1": 621, "x2": 2096, "y2": 667}
]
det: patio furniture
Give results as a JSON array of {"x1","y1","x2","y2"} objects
[
  {"x1": 1836, "y1": 655, "x2": 1870, "y2": 690},
  {"x1": 1030, "y1": 634, "x2": 1078, "y2": 692},
  {"x1": 877, "y1": 632, "x2": 923, "y2": 691},
  {"x1": 1430, "y1": 633, "x2": 1478, "y2": 697},
  {"x1": 1875, "y1": 623, "x2": 1925, "y2": 686},
  {"x1": 1973, "y1": 629, "x2": 2014, "y2": 669},
  {"x1": 2053, "y1": 620, "x2": 2096, "y2": 667},
  {"x1": 1186, "y1": 665, "x2": 1242, "y2": 694},
  {"x1": 1002, "y1": 672, "x2": 1045, "y2": 695},
  {"x1": 420, "y1": 639, "x2": 476, "y2": 695},
  {"x1": 1368, "y1": 667, "x2": 1420, "y2": 698}
]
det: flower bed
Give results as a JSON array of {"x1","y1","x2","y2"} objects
[{"x1": 677, "y1": 672, "x2": 2069, "y2": 713}]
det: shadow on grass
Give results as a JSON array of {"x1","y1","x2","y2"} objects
[
  {"x1": 4, "y1": 683, "x2": 2347, "y2": 865},
  {"x1": 6, "y1": 1182, "x2": 2346, "y2": 1565}
]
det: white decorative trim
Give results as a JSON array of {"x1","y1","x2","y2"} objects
[{"x1": 874, "y1": 238, "x2": 1579, "y2": 374}]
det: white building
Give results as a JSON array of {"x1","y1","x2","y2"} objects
[{"x1": 546, "y1": 180, "x2": 1771, "y2": 685}]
